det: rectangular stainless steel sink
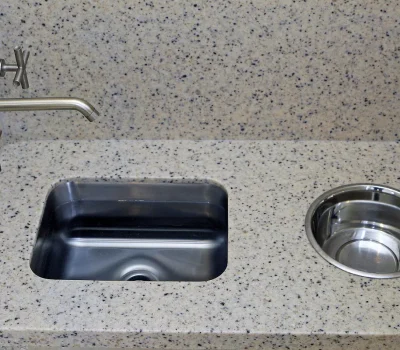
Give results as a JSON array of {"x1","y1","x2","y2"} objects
[{"x1": 30, "y1": 181, "x2": 228, "y2": 281}]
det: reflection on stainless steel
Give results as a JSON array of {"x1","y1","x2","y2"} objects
[
  {"x1": 305, "y1": 184, "x2": 400, "y2": 278},
  {"x1": 0, "y1": 98, "x2": 99, "y2": 122},
  {"x1": 30, "y1": 181, "x2": 228, "y2": 282}
]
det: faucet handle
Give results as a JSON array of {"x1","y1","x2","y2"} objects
[
  {"x1": 13, "y1": 46, "x2": 29, "y2": 89},
  {"x1": 0, "y1": 46, "x2": 30, "y2": 89},
  {"x1": 0, "y1": 59, "x2": 6, "y2": 77}
]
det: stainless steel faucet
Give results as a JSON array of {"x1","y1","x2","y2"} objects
[
  {"x1": 0, "y1": 47, "x2": 99, "y2": 142},
  {"x1": 0, "y1": 46, "x2": 30, "y2": 89},
  {"x1": 0, "y1": 98, "x2": 99, "y2": 122},
  {"x1": 0, "y1": 97, "x2": 99, "y2": 140}
]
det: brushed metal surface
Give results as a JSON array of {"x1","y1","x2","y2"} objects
[
  {"x1": 0, "y1": 98, "x2": 99, "y2": 121},
  {"x1": 30, "y1": 181, "x2": 228, "y2": 281},
  {"x1": 305, "y1": 184, "x2": 400, "y2": 278}
]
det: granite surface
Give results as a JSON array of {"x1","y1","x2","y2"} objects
[
  {"x1": 0, "y1": 1, "x2": 399, "y2": 142},
  {"x1": 0, "y1": 140, "x2": 399, "y2": 349}
]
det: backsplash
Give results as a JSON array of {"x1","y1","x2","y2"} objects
[{"x1": 0, "y1": 0, "x2": 398, "y2": 142}]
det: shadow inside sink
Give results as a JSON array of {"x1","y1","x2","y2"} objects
[{"x1": 30, "y1": 180, "x2": 228, "y2": 281}]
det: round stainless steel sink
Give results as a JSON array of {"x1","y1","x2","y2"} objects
[{"x1": 305, "y1": 184, "x2": 400, "y2": 278}]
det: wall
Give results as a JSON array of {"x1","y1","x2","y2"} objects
[{"x1": 0, "y1": 0, "x2": 399, "y2": 142}]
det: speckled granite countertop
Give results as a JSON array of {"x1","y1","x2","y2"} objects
[
  {"x1": 1, "y1": 1, "x2": 399, "y2": 142},
  {"x1": 0, "y1": 140, "x2": 399, "y2": 349}
]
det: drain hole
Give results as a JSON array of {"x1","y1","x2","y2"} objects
[
  {"x1": 127, "y1": 275, "x2": 152, "y2": 281},
  {"x1": 122, "y1": 269, "x2": 159, "y2": 281}
]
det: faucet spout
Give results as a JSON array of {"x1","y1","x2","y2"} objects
[{"x1": 0, "y1": 97, "x2": 99, "y2": 121}]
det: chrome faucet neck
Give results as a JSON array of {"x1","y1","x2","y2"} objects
[{"x1": 0, "y1": 98, "x2": 99, "y2": 122}]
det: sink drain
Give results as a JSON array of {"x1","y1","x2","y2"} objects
[
  {"x1": 127, "y1": 275, "x2": 152, "y2": 281},
  {"x1": 122, "y1": 270, "x2": 158, "y2": 282}
]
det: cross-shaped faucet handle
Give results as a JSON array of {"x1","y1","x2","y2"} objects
[{"x1": 0, "y1": 46, "x2": 30, "y2": 89}]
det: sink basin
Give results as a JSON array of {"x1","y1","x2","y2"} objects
[{"x1": 30, "y1": 181, "x2": 228, "y2": 281}]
